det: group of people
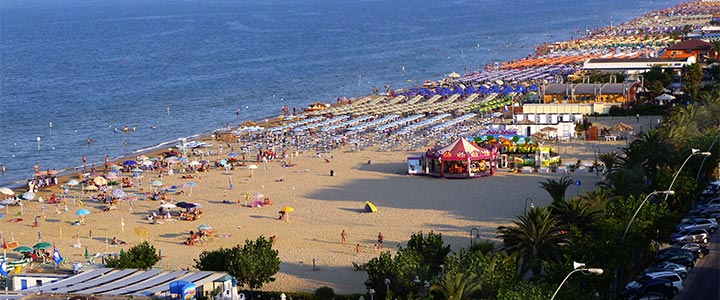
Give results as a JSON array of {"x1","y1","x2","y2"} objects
[{"x1": 341, "y1": 230, "x2": 384, "y2": 254}]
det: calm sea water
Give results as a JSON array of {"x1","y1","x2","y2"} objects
[{"x1": 0, "y1": 0, "x2": 681, "y2": 187}]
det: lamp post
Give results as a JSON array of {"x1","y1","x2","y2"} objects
[
  {"x1": 694, "y1": 136, "x2": 719, "y2": 207},
  {"x1": 413, "y1": 276, "x2": 421, "y2": 295},
  {"x1": 384, "y1": 278, "x2": 391, "y2": 294},
  {"x1": 524, "y1": 197, "x2": 535, "y2": 215},
  {"x1": 666, "y1": 149, "x2": 711, "y2": 202},
  {"x1": 550, "y1": 267, "x2": 604, "y2": 300},
  {"x1": 368, "y1": 289, "x2": 375, "y2": 300},
  {"x1": 621, "y1": 190, "x2": 675, "y2": 242}
]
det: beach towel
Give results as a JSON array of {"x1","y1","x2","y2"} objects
[{"x1": 8, "y1": 218, "x2": 23, "y2": 223}]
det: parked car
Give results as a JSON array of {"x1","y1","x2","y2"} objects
[
  {"x1": 686, "y1": 209, "x2": 720, "y2": 222},
  {"x1": 655, "y1": 252, "x2": 695, "y2": 270},
  {"x1": 700, "y1": 180, "x2": 720, "y2": 197},
  {"x1": 622, "y1": 278, "x2": 676, "y2": 300},
  {"x1": 634, "y1": 292, "x2": 669, "y2": 300},
  {"x1": 688, "y1": 203, "x2": 720, "y2": 215},
  {"x1": 644, "y1": 262, "x2": 689, "y2": 279},
  {"x1": 675, "y1": 218, "x2": 717, "y2": 233},
  {"x1": 670, "y1": 242, "x2": 710, "y2": 259},
  {"x1": 627, "y1": 271, "x2": 683, "y2": 293},
  {"x1": 670, "y1": 228, "x2": 710, "y2": 244}
]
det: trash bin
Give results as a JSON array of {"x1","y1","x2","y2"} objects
[{"x1": 330, "y1": 170, "x2": 335, "y2": 176}]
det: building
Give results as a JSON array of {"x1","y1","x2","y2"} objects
[
  {"x1": 662, "y1": 39, "x2": 713, "y2": 61},
  {"x1": 582, "y1": 57, "x2": 696, "y2": 77},
  {"x1": 12, "y1": 267, "x2": 235, "y2": 299},
  {"x1": 540, "y1": 82, "x2": 639, "y2": 107}
]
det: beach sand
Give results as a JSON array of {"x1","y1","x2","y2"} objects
[{"x1": 1, "y1": 116, "x2": 658, "y2": 294}]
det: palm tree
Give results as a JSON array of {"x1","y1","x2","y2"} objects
[
  {"x1": 540, "y1": 174, "x2": 573, "y2": 203},
  {"x1": 497, "y1": 207, "x2": 568, "y2": 277},
  {"x1": 710, "y1": 38, "x2": 720, "y2": 60},
  {"x1": 597, "y1": 164, "x2": 648, "y2": 197},
  {"x1": 598, "y1": 152, "x2": 620, "y2": 177},
  {"x1": 549, "y1": 199, "x2": 601, "y2": 232},
  {"x1": 430, "y1": 272, "x2": 482, "y2": 300}
]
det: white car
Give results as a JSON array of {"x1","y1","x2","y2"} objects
[
  {"x1": 675, "y1": 218, "x2": 718, "y2": 233},
  {"x1": 627, "y1": 271, "x2": 683, "y2": 293},
  {"x1": 645, "y1": 262, "x2": 689, "y2": 279}
]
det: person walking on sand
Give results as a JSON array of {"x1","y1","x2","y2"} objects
[
  {"x1": 341, "y1": 230, "x2": 347, "y2": 245},
  {"x1": 355, "y1": 243, "x2": 360, "y2": 254},
  {"x1": 377, "y1": 232, "x2": 384, "y2": 248}
]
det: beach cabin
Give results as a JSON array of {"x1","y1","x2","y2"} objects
[{"x1": 414, "y1": 137, "x2": 498, "y2": 178}]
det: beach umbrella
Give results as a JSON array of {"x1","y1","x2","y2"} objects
[
  {"x1": 280, "y1": 206, "x2": 295, "y2": 213},
  {"x1": 160, "y1": 203, "x2": 177, "y2": 209},
  {"x1": 22, "y1": 192, "x2": 36, "y2": 200},
  {"x1": 228, "y1": 152, "x2": 239, "y2": 158},
  {"x1": 189, "y1": 161, "x2": 201, "y2": 166},
  {"x1": 165, "y1": 157, "x2": 178, "y2": 163},
  {"x1": 110, "y1": 165, "x2": 124, "y2": 170},
  {"x1": 14, "y1": 246, "x2": 33, "y2": 253},
  {"x1": 112, "y1": 189, "x2": 127, "y2": 199},
  {"x1": 131, "y1": 167, "x2": 143, "y2": 172},
  {"x1": 105, "y1": 172, "x2": 119, "y2": 180},
  {"x1": 192, "y1": 203, "x2": 202, "y2": 208},
  {"x1": 197, "y1": 224, "x2": 212, "y2": 230},
  {"x1": 178, "y1": 157, "x2": 189, "y2": 163},
  {"x1": 66, "y1": 179, "x2": 80, "y2": 186},
  {"x1": 142, "y1": 161, "x2": 154, "y2": 167},
  {"x1": 93, "y1": 176, "x2": 108, "y2": 186},
  {"x1": 248, "y1": 164, "x2": 258, "y2": 177},
  {"x1": 0, "y1": 213, "x2": 4, "y2": 218},
  {"x1": 123, "y1": 160, "x2": 138, "y2": 166},
  {"x1": 84, "y1": 247, "x2": 89, "y2": 259},
  {"x1": 84, "y1": 185, "x2": 99, "y2": 191},
  {"x1": 0, "y1": 187, "x2": 14, "y2": 196},
  {"x1": 33, "y1": 242, "x2": 52, "y2": 250},
  {"x1": 185, "y1": 181, "x2": 198, "y2": 195},
  {"x1": 150, "y1": 180, "x2": 163, "y2": 187},
  {"x1": 76, "y1": 208, "x2": 91, "y2": 216}
]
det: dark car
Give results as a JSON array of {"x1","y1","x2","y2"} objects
[
  {"x1": 655, "y1": 251, "x2": 695, "y2": 270},
  {"x1": 636, "y1": 292, "x2": 669, "y2": 300},
  {"x1": 670, "y1": 242, "x2": 710, "y2": 259},
  {"x1": 622, "y1": 278, "x2": 676, "y2": 300}
]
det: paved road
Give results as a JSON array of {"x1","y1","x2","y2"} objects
[{"x1": 676, "y1": 230, "x2": 720, "y2": 300}]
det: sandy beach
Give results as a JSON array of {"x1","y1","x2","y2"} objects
[{"x1": 0, "y1": 116, "x2": 658, "y2": 294}]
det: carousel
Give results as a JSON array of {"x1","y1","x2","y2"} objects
[{"x1": 408, "y1": 137, "x2": 498, "y2": 178}]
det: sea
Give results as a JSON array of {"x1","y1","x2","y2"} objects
[{"x1": 0, "y1": 0, "x2": 682, "y2": 188}]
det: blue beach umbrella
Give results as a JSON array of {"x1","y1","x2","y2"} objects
[
  {"x1": 76, "y1": 208, "x2": 91, "y2": 216},
  {"x1": 123, "y1": 160, "x2": 138, "y2": 166}
]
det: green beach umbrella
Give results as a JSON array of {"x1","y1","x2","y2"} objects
[
  {"x1": 84, "y1": 247, "x2": 89, "y2": 259},
  {"x1": 33, "y1": 242, "x2": 52, "y2": 250},
  {"x1": 14, "y1": 246, "x2": 34, "y2": 253}
]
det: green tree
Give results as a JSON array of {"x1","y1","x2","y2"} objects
[
  {"x1": 540, "y1": 175, "x2": 573, "y2": 203},
  {"x1": 549, "y1": 199, "x2": 601, "y2": 233},
  {"x1": 429, "y1": 272, "x2": 482, "y2": 300},
  {"x1": 710, "y1": 38, "x2": 720, "y2": 60},
  {"x1": 497, "y1": 207, "x2": 568, "y2": 277},
  {"x1": 355, "y1": 231, "x2": 451, "y2": 300},
  {"x1": 683, "y1": 63, "x2": 704, "y2": 98},
  {"x1": 104, "y1": 241, "x2": 160, "y2": 269},
  {"x1": 642, "y1": 66, "x2": 672, "y2": 87},
  {"x1": 195, "y1": 236, "x2": 280, "y2": 289}
]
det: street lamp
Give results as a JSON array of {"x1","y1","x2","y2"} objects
[
  {"x1": 524, "y1": 197, "x2": 535, "y2": 215},
  {"x1": 368, "y1": 289, "x2": 375, "y2": 300},
  {"x1": 550, "y1": 267, "x2": 604, "y2": 300},
  {"x1": 621, "y1": 190, "x2": 675, "y2": 242},
  {"x1": 384, "y1": 278, "x2": 391, "y2": 293},
  {"x1": 666, "y1": 149, "x2": 711, "y2": 201}
]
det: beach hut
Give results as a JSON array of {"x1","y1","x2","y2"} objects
[{"x1": 418, "y1": 137, "x2": 498, "y2": 178}]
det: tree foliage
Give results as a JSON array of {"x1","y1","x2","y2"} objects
[
  {"x1": 497, "y1": 207, "x2": 568, "y2": 277},
  {"x1": 354, "y1": 231, "x2": 449, "y2": 300},
  {"x1": 539, "y1": 175, "x2": 573, "y2": 203},
  {"x1": 195, "y1": 236, "x2": 280, "y2": 289},
  {"x1": 104, "y1": 241, "x2": 160, "y2": 269}
]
